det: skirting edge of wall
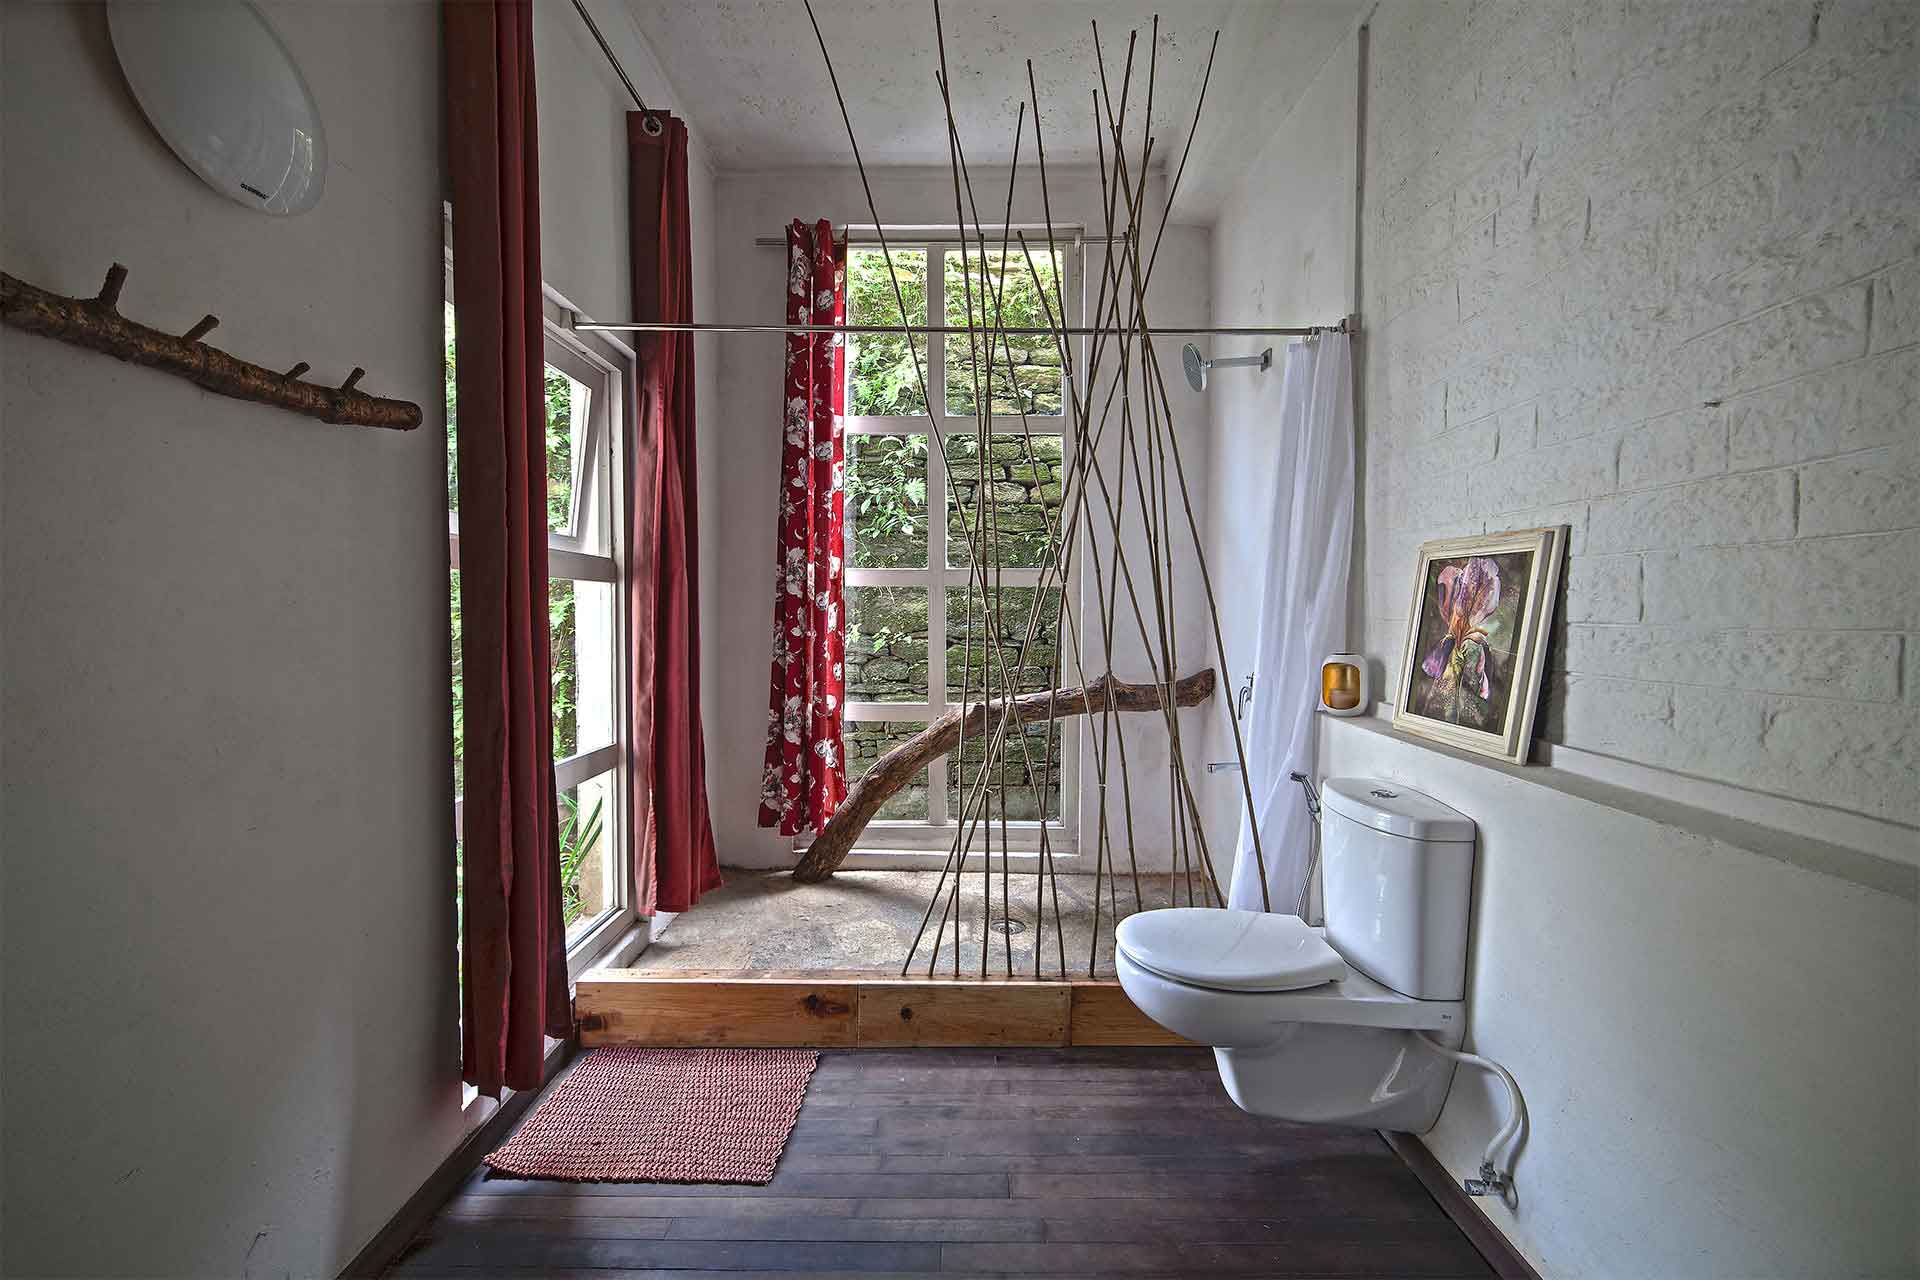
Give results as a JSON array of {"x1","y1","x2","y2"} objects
[
  {"x1": 338, "y1": 1038, "x2": 577, "y2": 1279},
  {"x1": 1383, "y1": 1130, "x2": 1545, "y2": 1280}
]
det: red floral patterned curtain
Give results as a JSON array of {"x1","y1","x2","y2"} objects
[{"x1": 758, "y1": 220, "x2": 847, "y2": 835}]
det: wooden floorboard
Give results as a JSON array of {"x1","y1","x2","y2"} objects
[{"x1": 392, "y1": 1047, "x2": 1496, "y2": 1278}]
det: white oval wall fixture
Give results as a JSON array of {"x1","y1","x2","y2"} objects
[{"x1": 106, "y1": 0, "x2": 327, "y2": 216}]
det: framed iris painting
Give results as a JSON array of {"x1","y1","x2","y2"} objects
[{"x1": 1392, "y1": 526, "x2": 1566, "y2": 763}]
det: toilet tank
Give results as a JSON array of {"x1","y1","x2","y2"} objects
[{"x1": 1319, "y1": 778, "x2": 1476, "y2": 1001}]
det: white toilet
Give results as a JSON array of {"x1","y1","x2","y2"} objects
[{"x1": 1116, "y1": 777, "x2": 1476, "y2": 1132}]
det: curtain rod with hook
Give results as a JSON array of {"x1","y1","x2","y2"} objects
[{"x1": 568, "y1": 316, "x2": 1356, "y2": 339}]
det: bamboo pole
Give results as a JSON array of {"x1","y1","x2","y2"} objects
[{"x1": 796, "y1": 4, "x2": 1275, "y2": 974}]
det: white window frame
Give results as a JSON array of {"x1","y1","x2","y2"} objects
[
  {"x1": 447, "y1": 238, "x2": 638, "y2": 978},
  {"x1": 838, "y1": 237, "x2": 1082, "y2": 859},
  {"x1": 541, "y1": 317, "x2": 637, "y2": 980}
]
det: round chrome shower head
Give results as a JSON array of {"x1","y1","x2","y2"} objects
[{"x1": 1182, "y1": 342, "x2": 1207, "y2": 392}]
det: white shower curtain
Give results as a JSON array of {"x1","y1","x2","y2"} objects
[{"x1": 1227, "y1": 332, "x2": 1354, "y2": 914}]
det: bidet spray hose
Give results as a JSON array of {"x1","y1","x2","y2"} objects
[
  {"x1": 1289, "y1": 772, "x2": 1321, "y2": 919},
  {"x1": 1418, "y1": 1034, "x2": 1527, "y2": 1198}
]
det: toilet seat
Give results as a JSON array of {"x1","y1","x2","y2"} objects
[
  {"x1": 1114, "y1": 948, "x2": 1463, "y2": 1033},
  {"x1": 1115, "y1": 908, "x2": 1348, "y2": 993}
]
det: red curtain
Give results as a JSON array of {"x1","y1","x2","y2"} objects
[
  {"x1": 445, "y1": 0, "x2": 570, "y2": 1097},
  {"x1": 758, "y1": 221, "x2": 848, "y2": 836},
  {"x1": 629, "y1": 113, "x2": 721, "y2": 914}
]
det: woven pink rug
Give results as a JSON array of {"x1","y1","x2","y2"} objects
[{"x1": 484, "y1": 1046, "x2": 819, "y2": 1184}]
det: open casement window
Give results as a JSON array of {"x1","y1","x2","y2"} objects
[
  {"x1": 838, "y1": 240, "x2": 1080, "y2": 857},
  {"x1": 448, "y1": 253, "x2": 637, "y2": 979}
]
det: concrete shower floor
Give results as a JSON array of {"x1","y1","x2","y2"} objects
[{"x1": 637, "y1": 867, "x2": 1195, "y2": 977}]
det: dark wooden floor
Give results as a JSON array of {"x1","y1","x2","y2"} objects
[{"x1": 392, "y1": 1047, "x2": 1495, "y2": 1278}]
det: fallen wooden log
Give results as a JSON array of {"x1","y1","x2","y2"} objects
[{"x1": 792, "y1": 668, "x2": 1216, "y2": 883}]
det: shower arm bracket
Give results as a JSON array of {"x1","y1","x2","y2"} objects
[{"x1": 1210, "y1": 348, "x2": 1272, "y2": 373}]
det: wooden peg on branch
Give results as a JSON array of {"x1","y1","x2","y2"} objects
[
  {"x1": 790, "y1": 669, "x2": 1217, "y2": 883},
  {"x1": 96, "y1": 263, "x2": 128, "y2": 311},
  {"x1": 0, "y1": 264, "x2": 422, "y2": 431}
]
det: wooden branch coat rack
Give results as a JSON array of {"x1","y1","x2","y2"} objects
[{"x1": 1, "y1": 264, "x2": 422, "y2": 430}]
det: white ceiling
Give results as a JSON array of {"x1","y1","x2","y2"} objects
[{"x1": 618, "y1": 0, "x2": 1362, "y2": 218}]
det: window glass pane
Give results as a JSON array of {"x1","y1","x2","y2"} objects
[
  {"x1": 944, "y1": 249, "x2": 1064, "y2": 418},
  {"x1": 846, "y1": 248, "x2": 928, "y2": 416},
  {"x1": 944, "y1": 585, "x2": 1063, "y2": 702},
  {"x1": 446, "y1": 256, "x2": 463, "y2": 1017},
  {"x1": 847, "y1": 433, "x2": 929, "y2": 569},
  {"x1": 561, "y1": 768, "x2": 618, "y2": 942},
  {"x1": 550, "y1": 578, "x2": 616, "y2": 761},
  {"x1": 450, "y1": 568, "x2": 464, "y2": 797},
  {"x1": 955, "y1": 720, "x2": 1062, "y2": 822},
  {"x1": 845, "y1": 586, "x2": 928, "y2": 703},
  {"x1": 545, "y1": 363, "x2": 610, "y2": 551},
  {"x1": 445, "y1": 301, "x2": 458, "y2": 514},
  {"x1": 544, "y1": 366, "x2": 581, "y2": 534},
  {"x1": 845, "y1": 720, "x2": 930, "y2": 820},
  {"x1": 945, "y1": 433, "x2": 1063, "y2": 569}
]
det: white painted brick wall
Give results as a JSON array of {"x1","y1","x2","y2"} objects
[{"x1": 1362, "y1": 0, "x2": 1919, "y2": 825}]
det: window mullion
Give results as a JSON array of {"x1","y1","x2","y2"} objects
[
  {"x1": 925, "y1": 457, "x2": 948, "y2": 830},
  {"x1": 926, "y1": 245, "x2": 945, "y2": 420},
  {"x1": 925, "y1": 249, "x2": 948, "y2": 829}
]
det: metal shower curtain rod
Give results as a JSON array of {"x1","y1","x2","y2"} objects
[
  {"x1": 571, "y1": 317, "x2": 1355, "y2": 338},
  {"x1": 751, "y1": 227, "x2": 1126, "y2": 248}
]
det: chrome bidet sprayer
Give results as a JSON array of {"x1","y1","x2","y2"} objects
[
  {"x1": 1289, "y1": 772, "x2": 1322, "y2": 919},
  {"x1": 1289, "y1": 771, "x2": 1321, "y2": 819}
]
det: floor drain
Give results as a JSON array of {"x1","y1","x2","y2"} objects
[{"x1": 988, "y1": 918, "x2": 1027, "y2": 936}]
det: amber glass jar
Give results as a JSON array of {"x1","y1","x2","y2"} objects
[{"x1": 1319, "y1": 654, "x2": 1368, "y2": 716}]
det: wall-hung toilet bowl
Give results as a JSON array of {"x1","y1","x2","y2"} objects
[
  {"x1": 1115, "y1": 780, "x2": 1478, "y2": 1134},
  {"x1": 1116, "y1": 909, "x2": 1463, "y2": 1130}
]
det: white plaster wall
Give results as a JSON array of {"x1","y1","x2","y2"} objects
[
  {"x1": 1196, "y1": 28, "x2": 1360, "y2": 875},
  {"x1": 1320, "y1": 714, "x2": 1918, "y2": 1279},
  {"x1": 530, "y1": 0, "x2": 723, "y2": 812},
  {"x1": 535, "y1": 0, "x2": 635, "y2": 327},
  {"x1": 1192, "y1": 2, "x2": 1920, "y2": 1274},
  {"x1": 704, "y1": 166, "x2": 1213, "y2": 871},
  {"x1": 1359, "y1": 0, "x2": 1920, "y2": 826},
  {"x1": 1, "y1": 3, "x2": 466, "y2": 1274},
  {"x1": 0, "y1": 2, "x2": 698, "y2": 1273}
]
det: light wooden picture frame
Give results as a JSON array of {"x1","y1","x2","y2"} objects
[{"x1": 1391, "y1": 526, "x2": 1567, "y2": 764}]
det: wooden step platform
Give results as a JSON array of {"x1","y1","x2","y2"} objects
[{"x1": 576, "y1": 969, "x2": 1193, "y2": 1049}]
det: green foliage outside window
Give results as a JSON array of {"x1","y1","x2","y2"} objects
[
  {"x1": 545, "y1": 368, "x2": 579, "y2": 763},
  {"x1": 445, "y1": 303, "x2": 459, "y2": 513},
  {"x1": 846, "y1": 248, "x2": 928, "y2": 416},
  {"x1": 558, "y1": 790, "x2": 606, "y2": 927},
  {"x1": 944, "y1": 249, "x2": 1063, "y2": 417},
  {"x1": 544, "y1": 368, "x2": 575, "y2": 533},
  {"x1": 847, "y1": 434, "x2": 929, "y2": 569}
]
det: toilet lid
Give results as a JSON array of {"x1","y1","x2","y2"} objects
[{"x1": 1116, "y1": 908, "x2": 1347, "y2": 992}]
